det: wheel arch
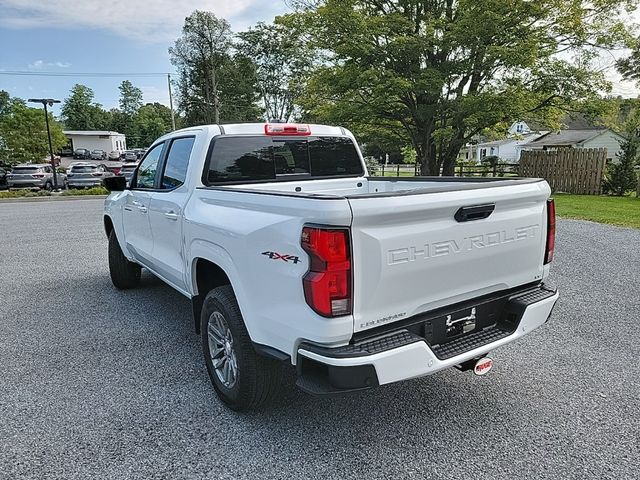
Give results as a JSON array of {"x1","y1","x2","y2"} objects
[
  {"x1": 103, "y1": 215, "x2": 114, "y2": 238},
  {"x1": 191, "y1": 256, "x2": 234, "y2": 335}
]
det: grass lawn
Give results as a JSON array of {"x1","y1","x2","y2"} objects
[{"x1": 554, "y1": 193, "x2": 640, "y2": 229}]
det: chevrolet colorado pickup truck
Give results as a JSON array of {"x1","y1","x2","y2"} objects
[{"x1": 102, "y1": 123, "x2": 559, "y2": 411}]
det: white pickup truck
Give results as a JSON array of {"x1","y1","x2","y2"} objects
[{"x1": 103, "y1": 122, "x2": 559, "y2": 411}]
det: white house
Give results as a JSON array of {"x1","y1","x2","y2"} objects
[
  {"x1": 63, "y1": 131, "x2": 127, "y2": 153},
  {"x1": 523, "y1": 129, "x2": 625, "y2": 161},
  {"x1": 476, "y1": 133, "x2": 544, "y2": 162},
  {"x1": 473, "y1": 121, "x2": 547, "y2": 162}
]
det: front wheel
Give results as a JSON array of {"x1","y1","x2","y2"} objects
[{"x1": 201, "y1": 286, "x2": 282, "y2": 411}]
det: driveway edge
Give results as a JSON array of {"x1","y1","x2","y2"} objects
[{"x1": 0, "y1": 195, "x2": 108, "y2": 203}]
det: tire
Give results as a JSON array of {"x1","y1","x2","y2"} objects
[
  {"x1": 201, "y1": 285, "x2": 282, "y2": 411},
  {"x1": 108, "y1": 230, "x2": 141, "y2": 289},
  {"x1": 44, "y1": 182, "x2": 53, "y2": 192}
]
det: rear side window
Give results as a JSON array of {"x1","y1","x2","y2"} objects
[
  {"x1": 205, "y1": 136, "x2": 363, "y2": 184},
  {"x1": 161, "y1": 137, "x2": 195, "y2": 189}
]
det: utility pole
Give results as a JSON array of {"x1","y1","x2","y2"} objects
[
  {"x1": 28, "y1": 98, "x2": 61, "y2": 189},
  {"x1": 167, "y1": 73, "x2": 176, "y2": 131}
]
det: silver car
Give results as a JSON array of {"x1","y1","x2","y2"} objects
[
  {"x1": 119, "y1": 163, "x2": 139, "y2": 187},
  {"x1": 7, "y1": 164, "x2": 67, "y2": 191},
  {"x1": 67, "y1": 163, "x2": 114, "y2": 189},
  {"x1": 90, "y1": 149, "x2": 107, "y2": 161},
  {"x1": 122, "y1": 150, "x2": 138, "y2": 162}
]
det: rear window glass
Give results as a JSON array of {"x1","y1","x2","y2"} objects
[
  {"x1": 205, "y1": 136, "x2": 363, "y2": 184},
  {"x1": 12, "y1": 167, "x2": 40, "y2": 174},
  {"x1": 71, "y1": 165, "x2": 97, "y2": 173}
]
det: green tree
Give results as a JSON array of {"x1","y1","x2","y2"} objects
[
  {"x1": 288, "y1": 0, "x2": 634, "y2": 175},
  {"x1": 61, "y1": 84, "x2": 110, "y2": 130},
  {"x1": 607, "y1": 138, "x2": 639, "y2": 195},
  {"x1": 237, "y1": 22, "x2": 314, "y2": 121},
  {"x1": 133, "y1": 103, "x2": 175, "y2": 146},
  {"x1": 118, "y1": 80, "x2": 143, "y2": 116},
  {"x1": 169, "y1": 10, "x2": 262, "y2": 126},
  {"x1": 0, "y1": 99, "x2": 67, "y2": 164}
]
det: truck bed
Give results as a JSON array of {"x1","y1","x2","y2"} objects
[{"x1": 207, "y1": 176, "x2": 545, "y2": 199}]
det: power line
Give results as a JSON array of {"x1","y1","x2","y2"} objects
[{"x1": 0, "y1": 70, "x2": 170, "y2": 77}]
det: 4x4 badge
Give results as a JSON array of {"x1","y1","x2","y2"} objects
[{"x1": 261, "y1": 251, "x2": 301, "y2": 264}]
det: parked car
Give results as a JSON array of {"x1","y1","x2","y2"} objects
[
  {"x1": 118, "y1": 162, "x2": 139, "y2": 187},
  {"x1": 7, "y1": 164, "x2": 67, "y2": 190},
  {"x1": 103, "y1": 122, "x2": 559, "y2": 411},
  {"x1": 134, "y1": 148, "x2": 147, "y2": 160},
  {"x1": 104, "y1": 162, "x2": 123, "y2": 176},
  {"x1": 122, "y1": 150, "x2": 138, "y2": 162},
  {"x1": 0, "y1": 165, "x2": 8, "y2": 189},
  {"x1": 60, "y1": 147, "x2": 73, "y2": 157},
  {"x1": 90, "y1": 149, "x2": 107, "y2": 161},
  {"x1": 108, "y1": 150, "x2": 121, "y2": 161},
  {"x1": 73, "y1": 148, "x2": 91, "y2": 160},
  {"x1": 67, "y1": 163, "x2": 114, "y2": 188}
]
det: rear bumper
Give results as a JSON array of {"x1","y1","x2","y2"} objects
[
  {"x1": 296, "y1": 284, "x2": 558, "y2": 394},
  {"x1": 8, "y1": 181, "x2": 46, "y2": 189}
]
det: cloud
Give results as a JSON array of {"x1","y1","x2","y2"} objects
[
  {"x1": 0, "y1": 0, "x2": 287, "y2": 42},
  {"x1": 27, "y1": 60, "x2": 72, "y2": 69}
]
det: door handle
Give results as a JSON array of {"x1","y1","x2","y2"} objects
[
  {"x1": 132, "y1": 200, "x2": 144, "y2": 207},
  {"x1": 454, "y1": 204, "x2": 495, "y2": 222},
  {"x1": 137, "y1": 206, "x2": 148, "y2": 214},
  {"x1": 164, "y1": 211, "x2": 179, "y2": 221}
]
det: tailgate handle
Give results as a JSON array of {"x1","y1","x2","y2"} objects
[{"x1": 455, "y1": 204, "x2": 495, "y2": 222}]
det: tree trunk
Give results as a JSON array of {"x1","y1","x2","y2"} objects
[{"x1": 418, "y1": 134, "x2": 439, "y2": 175}]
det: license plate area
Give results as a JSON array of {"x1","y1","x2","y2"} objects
[{"x1": 423, "y1": 298, "x2": 507, "y2": 346}]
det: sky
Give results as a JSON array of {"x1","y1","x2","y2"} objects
[
  {"x1": 0, "y1": 0, "x2": 290, "y2": 116},
  {"x1": 0, "y1": 0, "x2": 638, "y2": 120}
]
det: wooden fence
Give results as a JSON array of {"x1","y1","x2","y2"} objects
[{"x1": 519, "y1": 148, "x2": 607, "y2": 195}]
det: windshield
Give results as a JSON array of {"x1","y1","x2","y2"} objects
[
  {"x1": 205, "y1": 136, "x2": 363, "y2": 184},
  {"x1": 71, "y1": 165, "x2": 98, "y2": 173},
  {"x1": 12, "y1": 167, "x2": 40, "y2": 174}
]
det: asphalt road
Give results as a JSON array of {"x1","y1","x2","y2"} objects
[{"x1": 0, "y1": 199, "x2": 638, "y2": 480}]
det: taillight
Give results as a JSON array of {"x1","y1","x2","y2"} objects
[
  {"x1": 545, "y1": 198, "x2": 556, "y2": 264},
  {"x1": 301, "y1": 226, "x2": 352, "y2": 317},
  {"x1": 265, "y1": 123, "x2": 311, "y2": 136}
]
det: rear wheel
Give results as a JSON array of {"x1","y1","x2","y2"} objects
[
  {"x1": 201, "y1": 286, "x2": 282, "y2": 411},
  {"x1": 108, "y1": 230, "x2": 141, "y2": 289}
]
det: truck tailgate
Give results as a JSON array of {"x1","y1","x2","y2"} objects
[{"x1": 348, "y1": 181, "x2": 551, "y2": 333}]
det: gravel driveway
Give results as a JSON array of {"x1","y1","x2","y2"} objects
[{"x1": 0, "y1": 199, "x2": 638, "y2": 480}]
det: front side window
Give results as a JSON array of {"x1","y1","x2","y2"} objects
[
  {"x1": 161, "y1": 137, "x2": 195, "y2": 189},
  {"x1": 134, "y1": 143, "x2": 164, "y2": 189},
  {"x1": 205, "y1": 136, "x2": 363, "y2": 184}
]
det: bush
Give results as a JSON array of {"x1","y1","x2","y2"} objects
[
  {"x1": 363, "y1": 156, "x2": 381, "y2": 175},
  {"x1": 0, "y1": 189, "x2": 51, "y2": 198},
  {"x1": 604, "y1": 139, "x2": 639, "y2": 196},
  {"x1": 60, "y1": 186, "x2": 108, "y2": 196}
]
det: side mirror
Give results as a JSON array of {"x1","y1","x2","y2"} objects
[{"x1": 103, "y1": 176, "x2": 127, "y2": 192}]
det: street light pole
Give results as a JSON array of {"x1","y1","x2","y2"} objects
[
  {"x1": 167, "y1": 73, "x2": 176, "y2": 131},
  {"x1": 28, "y1": 98, "x2": 61, "y2": 189}
]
